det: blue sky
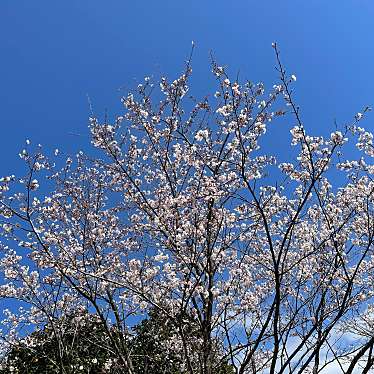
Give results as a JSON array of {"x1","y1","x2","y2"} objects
[{"x1": 1, "y1": 1, "x2": 373, "y2": 176}]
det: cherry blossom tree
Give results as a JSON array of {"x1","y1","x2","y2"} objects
[{"x1": 0, "y1": 43, "x2": 374, "y2": 373}]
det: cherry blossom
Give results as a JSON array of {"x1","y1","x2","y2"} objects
[{"x1": 0, "y1": 45, "x2": 373, "y2": 374}]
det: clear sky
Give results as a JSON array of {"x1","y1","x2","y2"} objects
[{"x1": 1, "y1": 1, "x2": 373, "y2": 176}]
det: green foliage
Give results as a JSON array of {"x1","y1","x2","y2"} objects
[
  {"x1": 0, "y1": 314, "x2": 118, "y2": 373},
  {"x1": 0, "y1": 310, "x2": 234, "y2": 373},
  {"x1": 128, "y1": 309, "x2": 234, "y2": 374}
]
